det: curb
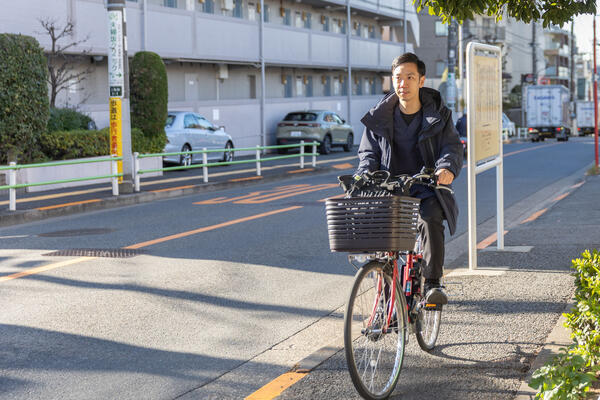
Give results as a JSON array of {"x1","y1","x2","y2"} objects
[
  {"x1": 0, "y1": 165, "x2": 338, "y2": 227},
  {"x1": 513, "y1": 302, "x2": 575, "y2": 399}
]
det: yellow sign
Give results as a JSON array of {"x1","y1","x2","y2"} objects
[
  {"x1": 472, "y1": 54, "x2": 501, "y2": 162},
  {"x1": 109, "y1": 97, "x2": 123, "y2": 182}
]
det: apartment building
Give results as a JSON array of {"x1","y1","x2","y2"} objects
[
  {"x1": 542, "y1": 26, "x2": 571, "y2": 88},
  {"x1": 1, "y1": 0, "x2": 419, "y2": 149}
]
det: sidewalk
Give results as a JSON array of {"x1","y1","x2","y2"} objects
[{"x1": 276, "y1": 174, "x2": 600, "y2": 399}]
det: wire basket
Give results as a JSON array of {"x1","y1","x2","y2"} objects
[{"x1": 325, "y1": 195, "x2": 420, "y2": 252}]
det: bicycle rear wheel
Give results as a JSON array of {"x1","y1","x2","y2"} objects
[
  {"x1": 344, "y1": 261, "x2": 407, "y2": 400},
  {"x1": 415, "y1": 302, "x2": 442, "y2": 352}
]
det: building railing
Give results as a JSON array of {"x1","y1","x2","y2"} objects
[
  {"x1": 134, "y1": 141, "x2": 319, "y2": 191},
  {"x1": 0, "y1": 157, "x2": 123, "y2": 211}
]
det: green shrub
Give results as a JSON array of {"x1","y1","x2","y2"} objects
[
  {"x1": 0, "y1": 34, "x2": 49, "y2": 164},
  {"x1": 39, "y1": 127, "x2": 156, "y2": 161},
  {"x1": 129, "y1": 51, "x2": 168, "y2": 153},
  {"x1": 47, "y1": 108, "x2": 94, "y2": 132},
  {"x1": 530, "y1": 249, "x2": 600, "y2": 399}
]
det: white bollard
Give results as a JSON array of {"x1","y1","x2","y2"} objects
[
  {"x1": 8, "y1": 162, "x2": 16, "y2": 211},
  {"x1": 202, "y1": 148, "x2": 208, "y2": 183},
  {"x1": 111, "y1": 156, "x2": 119, "y2": 196},
  {"x1": 300, "y1": 140, "x2": 305, "y2": 169},
  {"x1": 133, "y1": 152, "x2": 140, "y2": 192},
  {"x1": 312, "y1": 142, "x2": 317, "y2": 167},
  {"x1": 256, "y1": 145, "x2": 261, "y2": 176}
]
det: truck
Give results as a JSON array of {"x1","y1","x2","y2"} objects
[
  {"x1": 576, "y1": 101, "x2": 595, "y2": 136},
  {"x1": 526, "y1": 85, "x2": 570, "y2": 142}
]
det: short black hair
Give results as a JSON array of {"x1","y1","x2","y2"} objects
[{"x1": 391, "y1": 53, "x2": 426, "y2": 77}]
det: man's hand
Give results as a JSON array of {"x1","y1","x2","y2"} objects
[{"x1": 435, "y1": 168, "x2": 454, "y2": 185}]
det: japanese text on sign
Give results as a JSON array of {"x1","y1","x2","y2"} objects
[
  {"x1": 107, "y1": 11, "x2": 124, "y2": 98},
  {"x1": 472, "y1": 54, "x2": 501, "y2": 163},
  {"x1": 109, "y1": 97, "x2": 123, "y2": 182}
]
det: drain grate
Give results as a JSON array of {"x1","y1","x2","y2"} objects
[
  {"x1": 43, "y1": 248, "x2": 143, "y2": 258},
  {"x1": 38, "y1": 228, "x2": 114, "y2": 237}
]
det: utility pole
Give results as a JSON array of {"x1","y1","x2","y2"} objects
[
  {"x1": 594, "y1": 17, "x2": 599, "y2": 168},
  {"x1": 571, "y1": 21, "x2": 576, "y2": 136},
  {"x1": 106, "y1": 0, "x2": 133, "y2": 193},
  {"x1": 532, "y1": 22, "x2": 537, "y2": 84},
  {"x1": 447, "y1": 19, "x2": 458, "y2": 112},
  {"x1": 458, "y1": 23, "x2": 463, "y2": 114}
]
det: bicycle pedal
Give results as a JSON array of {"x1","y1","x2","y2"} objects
[{"x1": 423, "y1": 303, "x2": 443, "y2": 311}]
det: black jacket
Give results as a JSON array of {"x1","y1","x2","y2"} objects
[{"x1": 357, "y1": 87, "x2": 463, "y2": 235}]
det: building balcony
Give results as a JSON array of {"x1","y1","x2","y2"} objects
[{"x1": 464, "y1": 25, "x2": 505, "y2": 43}]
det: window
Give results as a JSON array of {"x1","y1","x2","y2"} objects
[
  {"x1": 164, "y1": 0, "x2": 177, "y2": 8},
  {"x1": 184, "y1": 114, "x2": 199, "y2": 129},
  {"x1": 362, "y1": 25, "x2": 369, "y2": 38},
  {"x1": 368, "y1": 25, "x2": 376, "y2": 39},
  {"x1": 306, "y1": 76, "x2": 313, "y2": 97},
  {"x1": 341, "y1": 20, "x2": 346, "y2": 34},
  {"x1": 332, "y1": 114, "x2": 344, "y2": 124},
  {"x1": 304, "y1": 12, "x2": 311, "y2": 29},
  {"x1": 166, "y1": 114, "x2": 176, "y2": 128},
  {"x1": 295, "y1": 12, "x2": 303, "y2": 28},
  {"x1": 284, "y1": 74, "x2": 293, "y2": 97},
  {"x1": 333, "y1": 77, "x2": 341, "y2": 96},
  {"x1": 283, "y1": 8, "x2": 291, "y2": 26},
  {"x1": 284, "y1": 112, "x2": 318, "y2": 121},
  {"x1": 435, "y1": 60, "x2": 446, "y2": 77},
  {"x1": 353, "y1": 21, "x2": 361, "y2": 36},
  {"x1": 435, "y1": 21, "x2": 448, "y2": 36},
  {"x1": 195, "y1": 115, "x2": 214, "y2": 130},
  {"x1": 233, "y1": 0, "x2": 242, "y2": 18},
  {"x1": 201, "y1": 0, "x2": 214, "y2": 13},
  {"x1": 363, "y1": 78, "x2": 370, "y2": 95},
  {"x1": 324, "y1": 76, "x2": 331, "y2": 96},
  {"x1": 263, "y1": 4, "x2": 269, "y2": 22},
  {"x1": 248, "y1": 2, "x2": 256, "y2": 21},
  {"x1": 322, "y1": 15, "x2": 329, "y2": 32},
  {"x1": 332, "y1": 18, "x2": 341, "y2": 34},
  {"x1": 249, "y1": 75, "x2": 256, "y2": 99}
]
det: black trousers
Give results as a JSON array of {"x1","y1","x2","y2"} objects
[{"x1": 417, "y1": 196, "x2": 445, "y2": 280}]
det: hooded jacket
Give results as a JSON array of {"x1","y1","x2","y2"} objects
[{"x1": 357, "y1": 87, "x2": 463, "y2": 235}]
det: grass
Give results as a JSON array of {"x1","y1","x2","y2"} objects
[{"x1": 586, "y1": 165, "x2": 600, "y2": 176}]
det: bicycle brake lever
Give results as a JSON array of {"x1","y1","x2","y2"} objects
[{"x1": 436, "y1": 185, "x2": 455, "y2": 195}]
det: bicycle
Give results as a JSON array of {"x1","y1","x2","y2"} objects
[{"x1": 325, "y1": 170, "x2": 453, "y2": 400}]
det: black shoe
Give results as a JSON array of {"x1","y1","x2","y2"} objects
[{"x1": 423, "y1": 280, "x2": 448, "y2": 305}]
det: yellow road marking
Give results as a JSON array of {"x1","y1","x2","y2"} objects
[
  {"x1": 477, "y1": 230, "x2": 508, "y2": 250},
  {"x1": 245, "y1": 372, "x2": 308, "y2": 400},
  {"x1": 319, "y1": 193, "x2": 345, "y2": 202},
  {"x1": 287, "y1": 168, "x2": 314, "y2": 174},
  {"x1": 571, "y1": 181, "x2": 584, "y2": 189},
  {"x1": 237, "y1": 184, "x2": 338, "y2": 204},
  {"x1": 553, "y1": 192, "x2": 570, "y2": 202},
  {"x1": 194, "y1": 186, "x2": 309, "y2": 205},
  {"x1": 124, "y1": 206, "x2": 303, "y2": 249},
  {"x1": 0, "y1": 187, "x2": 107, "y2": 206},
  {"x1": 36, "y1": 199, "x2": 102, "y2": 211},
  {"x1": 332, "y1": 162, "x2": 354, "y2": 169},
  {"x1": 150, "y1": 185, "x2": 195, "y2": 193},
  {"x1": 0, "y1": 257, "x2": 95, "y2": 283},
  {"x1": 520, "y1": 208, "x2": 548, "y2": 224},
  {"x1": 229, "y1": 176, "x2": 263, "y2": 182}
]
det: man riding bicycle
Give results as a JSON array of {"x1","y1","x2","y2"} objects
[{"x1": 355, "y1": 52, "x2": 463, "y2": 304}]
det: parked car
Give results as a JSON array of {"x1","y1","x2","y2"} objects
[
  {"x1": 276, "y1": 110, "x2": 354, "y2": 155},
  {"x1": 502, "y1": 113, "x2": 516, "y2": 137},
  {"x1": 163, "y1": 111, "x2": 234, "y2": 166}
]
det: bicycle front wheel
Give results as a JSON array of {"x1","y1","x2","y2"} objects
[
  {"x1": 344, "y1": 261, "x2": 407, "y2": 400},
  {"x1": 415, "y1": 303, "x2": 442, "y2": 352}
]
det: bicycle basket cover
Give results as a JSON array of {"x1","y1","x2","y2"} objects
[{"x1": 325, "y1": 195, "x2": 420, "y2": 252}]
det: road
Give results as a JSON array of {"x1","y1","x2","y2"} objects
[{"x1": 0, "y1": 137, "x2": 596, "y2": 399}]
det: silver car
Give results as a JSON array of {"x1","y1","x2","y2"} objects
[{"x1": 163, "y1": 111, "x2": 234, "y2": 166}]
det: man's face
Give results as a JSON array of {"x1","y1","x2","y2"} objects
[{"x1": 392, "y1": 62, "x2": 425, "y2": 104}]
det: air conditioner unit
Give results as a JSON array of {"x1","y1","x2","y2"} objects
[{"x1": 218, "y1": 64, "x2": 228, "y2": 79}]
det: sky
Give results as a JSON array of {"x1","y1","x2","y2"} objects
[{"x1": 574, "y1": 12, "x2": 595, "y2": 55}]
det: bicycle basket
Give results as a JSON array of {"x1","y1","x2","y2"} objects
[{"x1": 325, "y1": 195, "x2": 420, "y2": 252}]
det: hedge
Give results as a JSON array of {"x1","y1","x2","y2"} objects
[
  {"x1": 47, "y1": 108, "x2": 94, "y2": 132},
  {"x1": 530, "y1": 249, "x2": 600, "y2": 398},
  {"x1": 0, "y1": 34, "x2": 49, "y2": 164},
  {"x1": 38, "y1": 127, "x2": 156, "y2": 161},
  {"x1": 129, "y1": 51, "x2": 168, "y2": 153}
]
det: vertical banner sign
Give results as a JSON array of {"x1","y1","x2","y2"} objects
[
  {"x1": 473, "y1": 54, "x2": 501, "y2": 162},
  {"x1": 108, "y1": 10, "x2": 124, "y2": 182}
]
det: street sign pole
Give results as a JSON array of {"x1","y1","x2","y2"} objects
[
  {"x1": 594, "y1": 17, "x2": 599, "y2": 168},
  {"x1": 107, "y1": 0, "x2": 134, "y2": 193}
]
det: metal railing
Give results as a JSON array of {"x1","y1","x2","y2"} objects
[
  {"x1": 0, "y1": 156, "x2": 123, "y2": 211},
  {"x1": 133, "y1": 141, "x2": 319, "y2": 191}
]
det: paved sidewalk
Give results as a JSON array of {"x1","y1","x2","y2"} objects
[{"x1": 277, "y1": 174, "x2": 600, "y2": 399}]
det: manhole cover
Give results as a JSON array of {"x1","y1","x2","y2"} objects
[
  {"x1": 38, "y1": 228, "x2": 114, "y2": 237},
  {"x1": 43, "y1": 249, "x2": 142, "y2": 258}
]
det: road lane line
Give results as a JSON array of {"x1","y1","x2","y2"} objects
[
  {"x1": 0, "y1": 187, "x2": 107, "y2": 206},
  {"x1": 503, "y1": 142, "x2": 560, "y2": 157},
  {"x1": 520, "y1": 208, "x2": 548, "y2": 224},
  {"x1": 150, "y1": 185, "x2": 196, "y2": 193},
  {"x1": 477, "y1": 230, "x2": 508, "y2": 249},
  {"x1": 238, "y1": 184, "x2": 338, "y2": 204},
  {"x1": 319, "y1": 193, "x2": 345, "y2": 202},
  {"x1": 229, "y1": 176, "x2": 263, "y2": 182},
  {"x1": 245, "y1": 372, "x2": 308, "y2": 400},
  {"x1": 194, "y1": 186, "x2": 309, "y2": 205},
  {"x1": 287, "y1": 168, "x2": 314, "y2": 174},
  {"x1": 124, "y1": 206, "x2": 303, "y2": 250},
  {"x1": 571, "y1": 181, "x2": 584, "y2": 189},
  {"x1": 36, "y1": 199, "x2": 101, "y2": 210},
  {"x1": 553, "y1": 192, "x2": 570, "y2": 202},
  {"x1": 332, "y1": 162, "x2": 354, "y2": 169},
  {"x1": 0, "y1": 257, "x2": 95, "y2": 283}
]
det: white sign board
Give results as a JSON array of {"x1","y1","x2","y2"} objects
[
  {"x1": 108, "y1": 10, "x2": 124, "y2": 98},
  {"x1": 466, "y1": 42, "x2": 504, "y2": 271}
]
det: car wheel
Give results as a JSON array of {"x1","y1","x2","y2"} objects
[
  {"x1": 222, "y1": 141, "x2": 234, "y2": 162},
  {"x1": 179, "y1": 144, "x2": 192, "y2": 167},
  {"x1": 320, "y1": 134, "x2": 332, "y2": 155},
  {"x1": 343, "y1": 133, "x2": 354, "y2": 152}
]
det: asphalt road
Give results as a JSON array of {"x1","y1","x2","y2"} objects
[{"x1": 0, "y1": 137, "x2": 597, "y2": 399}]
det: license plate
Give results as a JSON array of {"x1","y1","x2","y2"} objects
[{"x1": 290, "y1": 131, "x2": 302, "y2": 137}]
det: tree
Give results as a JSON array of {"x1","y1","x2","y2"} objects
[
  {"x1": 129, "y1": 51, "x2": 168, "y2": 153},
  {"x1": 38, "y1": 18, "x2": 92, "y2": 108},
  {"x1": 0, "y1": 34, "x2": 49, "y2": 163},
  {"x1": 414, "y1": 0, "x2": 595, "y2": 27}
]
